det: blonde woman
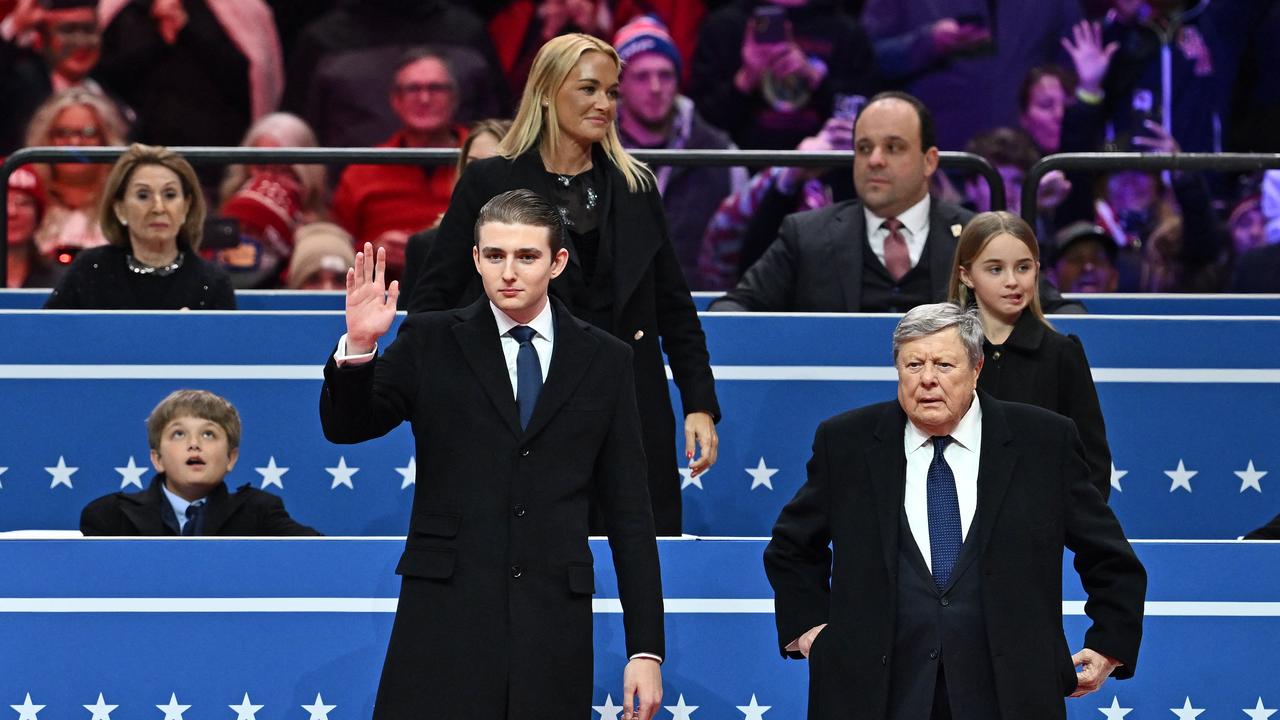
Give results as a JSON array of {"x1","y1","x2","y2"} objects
[
  {"x1": 947, "y1": 211, "x2": 1110, "y2": 500},
  {"x1": 407, "y1": 33, "x2": 720, "y2": 538},
  {"x1": 24, "y1": 88, "x2": 129, "y2": 259}
]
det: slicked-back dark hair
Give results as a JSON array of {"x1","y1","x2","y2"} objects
[
  {"x1": 474, "y1": 189, "x2": 565, "y2": 254},
  {"x1": 866, "y1": 91, "x2": 937, "y2": 152}
]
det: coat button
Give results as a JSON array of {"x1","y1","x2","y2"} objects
[
  {"x1": 513, "y1": 504, "x2": 526, "y2": 517},
  {"x1": 881, "y1": 655, "x2": 888, "y2": 666},
  {"x1": 520, "y1": 449, "x2": 530, "y2": 457},
  {"x1": 511, "y1": 565, "x2": 522, "y2": 579},
  {"x1": 940, "y1": 597, "x2": 951, "y2": 607},
  {"x1": 929, "y1": 649, "x2": 939, "y2": 660}
]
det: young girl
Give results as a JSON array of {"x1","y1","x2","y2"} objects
[{"x1": 948, "y1": 210, "x2": 1112, "y2": 500}]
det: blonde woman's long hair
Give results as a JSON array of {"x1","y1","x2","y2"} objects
[
  {"x1": 499, "y1": 33, "x2": 652, "y2": 193},
  {"x1": 947, "y1": 210, "x2": 1051, "y2": 329}
]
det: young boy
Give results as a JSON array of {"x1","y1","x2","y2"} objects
[{"x1": 80, "y1": 390, "x2": 320, "y2": 536}]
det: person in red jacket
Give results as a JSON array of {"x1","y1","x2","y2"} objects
[{"x1": 330, "y1": 48, "x2": 467, "y2": 279}]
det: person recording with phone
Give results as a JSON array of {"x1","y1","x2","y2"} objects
[{"x1": 690, "y1": 0, "x2": 878, "y2": 151}]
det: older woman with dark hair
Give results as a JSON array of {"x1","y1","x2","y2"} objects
[
  {"x1": 407, "y1": 33, "x2": 720, "y2": 536},
  {"x1": 44, "y1": 143, "x2": 235, "y2": 309}
]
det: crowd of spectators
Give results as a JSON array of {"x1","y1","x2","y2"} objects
[{"x1": 3, "y1": 0, "x2": 1279, "y2": 295}]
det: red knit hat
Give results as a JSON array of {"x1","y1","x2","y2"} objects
[{"x1": 219, "y1": 170, "x2": 302, "y2": 246}]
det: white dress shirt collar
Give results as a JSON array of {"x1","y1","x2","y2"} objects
[
  {"x1": 490, "y1": 300, "x2": 556, "y2": 343},
  {"x1": 865, "y1": 193, "x2": 932, "y2": 241},
  {"x1": 905, "y1": 391, "x2": 982, "y2": 454}
]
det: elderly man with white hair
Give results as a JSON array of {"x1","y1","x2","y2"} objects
[{"x1": 765, "y1": 302, "x2": 1147, "y2": 720}]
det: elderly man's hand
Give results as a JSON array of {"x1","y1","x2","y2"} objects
[
  {"x1": 345, "y1": 243, "x2": 399, "y2": 355},
  {"x1": 1070, "y1": 648, "x2": 1121, "y2": 697}
]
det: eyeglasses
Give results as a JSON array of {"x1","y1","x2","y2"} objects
[
  {"x1": 395, "y1": 82, "x2": 456, "y2": 97},
  {"x1": 49, "y1": 125, "x2": 101, "y2": 142},
  {"x1": 51, "y1": 22, "x2": 99, "y2": 39}
]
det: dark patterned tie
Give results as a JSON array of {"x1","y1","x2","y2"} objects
[
  {"x1": 883, "y1": 217, "x2": 911, "y2": 281},
  {"x1": 509, "y1": 325, "x2": 542, "y2": 429},
  {"x1": 182, "y1": 501, "x2": 206, "y2": 537},
  {"x1": 927, "y1": 436, "x2": 962, "y2": 590}
]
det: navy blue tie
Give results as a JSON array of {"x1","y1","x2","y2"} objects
[
  {"x1": 509, "y1": 325, "x2": 542, "y2": 429},
  {"x1": 927, "y1": 436, "x2": 962, "y2": 590},
  {"x1": 182, "y1": 501, "x2": 206, "y2": 536}
]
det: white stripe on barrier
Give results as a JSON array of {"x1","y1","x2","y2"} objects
[
  {"x1": 2, "y1": 598, "x2": 1278, "y2": 616},
  {"x1": 6, "y1": 365, "x2": 1280, "y2": 383}
]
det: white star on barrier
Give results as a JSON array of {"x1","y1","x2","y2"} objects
[
  {"x1": 1170, "y1": 696, "x2": 1205, "y2": 719},
  {"x1": 301, "y1": 693, "x2": 336, "y2": 720},
  {"x1": 1164, "y1": 460, "x2": 1196, "y2": 493},
  {"x1": 679, "y1": 467, "x2": 703, "y2": 490},
  {"x1": 593, "y1": 694, "x2": 624, "y2": 720},
  {"x1": 746, "y1": 458, "x2": 778, "y2": 491},
  {"x1": 10, "y1": 693, "x2": 44, "y2": 720},
  {"x1": 255, "y1": 456, "x2": 289, "y2": 490},
  {"x1": 46, "y1": 456, "x2": 77, "y2": 489},
  {"x1": 1097, "y1": 696, "x2": 1132, "y2": 719},
  {"x1": 737, "y1": 694, "x2": 771, "y2": 719},
  {"x1": 0, "y1": 465, "x2": 7, "y2": 489},
  {"x1": 1110, "y1": 463, "x2": 1127, "y2": 493},
  {"x1": 665, "y1": 694, "x2": 698, "y2": 720},
  {"x1": 156, "y1": 693, "x2": 190, "y2": 720},
  {"x1": 1235, "y1": 460, "x2": 1268, "y2": 493},
  {"x1": 116, "y1": 456, "x2": 147, "y2": 490},
  {"x1": 326, "y1": 456, "x2": 358, "y2": 489},
  {"x1": 1245, "y1": 697, "x2": 1278, "y2": 720},
  {"x1": 229, "y1": 692, "x2": 263, "y2": 720},
  {"x1": 396, "y1": 457, "x2": 416, "y2": 490},
  {"x1": 84, "y1": 693, "x2": 118, "y2": 720}
]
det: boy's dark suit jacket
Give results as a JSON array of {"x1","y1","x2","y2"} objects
[
  {"x1": 765, "y1": 392, "x2": 1146, "y2": 719},
  {"x1": 319, "y1": 296, "x2": 664, "y2": 720},
  {"x1": 79, "y1": 474, "x2": 320, "y2": 536}
]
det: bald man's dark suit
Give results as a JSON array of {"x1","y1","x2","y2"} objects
[{"x1": 709, "y1": 199, "x2": 1081, "y2": 313}]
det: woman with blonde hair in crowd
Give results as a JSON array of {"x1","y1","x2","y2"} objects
[
  {"x1": 45, "y1": 143, "x2": 235, "y2": 309},
  {"x1": 406, "y1": 33, "x2": 720, "y2": 537},
  {"x1": 947, "y1": 210, "x2": 1111, "y2": 500},
  {"x1": 24, "y1": 87, "x2": 129, "y2": 264}
]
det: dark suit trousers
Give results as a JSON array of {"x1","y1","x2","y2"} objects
[{"x1": 932, "y1": 664, "x2": 952, "y2": 720}]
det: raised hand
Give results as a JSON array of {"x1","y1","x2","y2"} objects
[
  {"x1": 1061, "y1": 21, "x2": 1118, "y2": 96},
  {"x1": 345, "y1": 243, "x2": 400, "y2": 355}
]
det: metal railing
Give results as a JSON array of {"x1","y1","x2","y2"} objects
[
  {"x1": 1021, "y1": 152, "x2": 1280, "y2": 228},
  {"x1": 0, "y1": 146, "x2": 1004, "y2": 277}
]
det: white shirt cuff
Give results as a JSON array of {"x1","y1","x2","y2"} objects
[
  {"x1": 629, "y1": 652, "x2": 663, "y2": 664},
  {"x1": 334, "y1": 333, "x2": 377, "y2": 366}
]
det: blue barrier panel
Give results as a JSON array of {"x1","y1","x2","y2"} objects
[
  {"x1": 0, "y1": 538, "x2": 1275, "y2": 720},
  {"x1": 2, "y1": 312, "x2": 1279, "y2": 538}
]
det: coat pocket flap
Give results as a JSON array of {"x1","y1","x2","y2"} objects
[
  {"x1": 567, "y1": 562, "x2": 595, "y2": 595},
  {"x1": 412, "y1": 512, "x2": 461, "y2": 538},
  {"x1": 396, "y1": 547, "x2": 457, "y2": 579}
]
